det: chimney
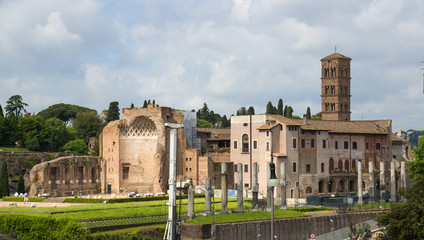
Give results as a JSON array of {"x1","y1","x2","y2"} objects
[{"x1": 303, "y1": 114, "x2": 307, "y2": 125}]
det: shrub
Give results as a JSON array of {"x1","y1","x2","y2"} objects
[{"x1": 2, "y1": 197, "x2": 45, "y2": 202}]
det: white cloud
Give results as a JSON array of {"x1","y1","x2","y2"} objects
[{"x1": 231, "y1": 0, "x2": 251, "y2": 23}]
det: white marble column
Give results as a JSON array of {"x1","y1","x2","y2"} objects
[{"x1": 358, "y1": 162, "x2": 363, "y2": 205}]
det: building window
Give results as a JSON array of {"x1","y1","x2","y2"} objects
[
  {"x1": 185, "y1": 168, "x2": 188, "y2": 172},
  {"x1": 306, "y1": 187, "x2": 312, "y2": 194},
  {"x1": 321, "y1": 163, "x2": 324, "y2": 173},
  {"x1": 266, "y1": 131, "x2": 269, "y2": 137},
  {"x1": 376, "y1": 143, "x2": 381, "y2": 151},
  {"x1": 244, "y1": 183, "x2": 249, "y2": 187},
  {"x1": 311, "y1": 139, "x2": 315, "y2": 148},
  {"x1": 301, "y1": 139, "x2": 305, "y2": 148},
  {"x1": 189, "y1": 168, "x2": 192, "y2": 172},
  {"x1": 296, "y1": 182, "x2": 299, "y2": 188},
  {"x1": 306, "y1": 164, "x2": 311, "y2": 173},
  {"x1": 234, "y1": 140, "x2": 238, "y2": 150},
  {"x1": 293, "y1": 162, "x2": 297, "y2": 173},
  {"x1": 242, "y1": 134, "x2": 249, "y2": 153},
  {"x1": 244, "y1": 164, "x2": 248, "y2": 173},
  {"x1": 293, "y1": 139, "x2": 297, "y2": 149},
  {"x1": 335, "y1": 141, "x2": 338, "y2": 149},
  {"x1": 123, "y1": 166, "x2": 129, "y2": 180},
  {"x1": 366, "y1": 143, "x2": 369, "y2": 150},
  {"x1": 323, "y1": 140, "x2": 326, "y2": 149},
  {"x1": 186, "y1": 158, "x2": 188, "y2": 161},
  {"x1": 253, "y1": 140, "x2": 258, "y2": 150},
  {"x1": 234, "y1": 165, "x2": 238, "y2": 172},
  {"x1": 382, "y1": 147, "x2": 385, "y2": 155},
  {"x1": 353, "y1": 142, "x2": 357, "y2": 149},
  {"x1": 266, "y1": 142, "x2": 270, "y2": 151},
  {"x1": 329, "y1": 158, "x2": 334, "y2": 170},
  {"x1": 344, "y1": 141, "x2": 348, "y2": 149}
]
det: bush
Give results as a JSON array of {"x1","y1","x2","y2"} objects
[
  {"x1": 62, "y1": 139, "x2": 88, "y2": 156},
  {"x1": 2, "y1": 197, "x2": 45, "y2": 202},
  {"x1": 0, "y1": 214, "x2": 87, "y2": 240},
  {"x1": 63, "y1": 194, "x2": 206, "y2": 204}
]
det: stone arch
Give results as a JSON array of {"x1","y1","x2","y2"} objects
[
  {"x1": 328, "y1": 179, "x2": 335, "y2": 193},
  {"x1": 338, "y1": 160, "x2": 343, "y2": 170},
  {"x1": 338, "y1": 180, "x2": 345, "y2": 192},
  {"x1": 344, "y1": 160, "x2": 349, "y2": 170},
  {"x1": 349, "y1": 180, "x2": 355, "y2": 192},
  {"x1": 329, "y1": 158, "x2": 334, "y2": 171},
  {"x1": 306, "y1": 186, "x2": 312, "y2": 194},
  {"x1": 319, "y1": 180, "x2": 324, "y2": 193}
]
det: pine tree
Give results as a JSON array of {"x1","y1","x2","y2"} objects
[
  {"x1": 277, "y1": 99, "x2": 284, "y2": 116},
  {"x1": 130, "y1": 103, "x2": 135, "y2": 108},
  {"x1": 152, "y1": 99, "x2": 155, "y2": 105},
  {"x1": 17, "y1": 175, "x2": 25, "y2": 194},
  {"x1": 143, "y1": 100, "x2": 148, "y2": 108},
  {"x1": 0, "y1": 162, "x2": 10, "y2": 198},
  {"x1": 266, "y1": 101, "x2": 274, "y2": 114},
  {"x1": 284, "y1": 105, "x2": 288, "y2": 117},
  {"x1": 221, "y1": 115, "x2": 229, "y2": 128},
  {"x1": 106, "y1": 101, "x2": 120, "y2": 123},
  {"x1": 247, "y1": 106, "x2": 255, "y2": 115},
  {"x1": 286, "y1": 106, "x2": 293, "y2": 118},
  {"x1": 237, "y1": 107, "x2": 247, "y2": 116},
  {"x1": 306, "y1": 107, "x2": 311, "y2": 119}
]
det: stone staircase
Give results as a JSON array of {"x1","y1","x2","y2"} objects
[{"x1": 42, "y1": 197, "x2": 65, "y2": 203}]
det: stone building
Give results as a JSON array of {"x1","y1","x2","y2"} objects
[
  {"x1": 99, "y1": 105, "x2": 187, "y2": 194},
  {"x1": 321, "y1": 53, "x2": 352, "y2": 121},
  {"x1": 29, "y1": 156, "x2": 100, "y2": 196},
  {"x1": 230, "y1": 114, "x2": 392, "y2": 199}
]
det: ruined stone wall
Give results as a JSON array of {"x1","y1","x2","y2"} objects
[{"x1": 29, "y1": 156, "x2": 100, "y2": 197}]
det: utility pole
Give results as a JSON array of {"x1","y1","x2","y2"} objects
[{"x1": 164, "y1": 123, "x2": 184, "y2": 240}]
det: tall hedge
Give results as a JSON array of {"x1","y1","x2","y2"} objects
[
  {"x1": 0, "y1": 162, "x2": 9, "y2": 198},
  {"x1": 0, "y1": 214, "x2": 86, "y2": 240}
]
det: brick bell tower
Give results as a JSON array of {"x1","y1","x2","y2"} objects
[{"x1": 320, "y1": 52, "x2": 352, "y2": 121}]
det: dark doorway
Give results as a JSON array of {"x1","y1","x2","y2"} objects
[{"x1": 107, "y1": 183, "x2": 112, "y2": 194}]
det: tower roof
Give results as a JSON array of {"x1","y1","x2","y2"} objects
[{"x1": 321, "y1": 52, "x2": 351, "y2": 61}]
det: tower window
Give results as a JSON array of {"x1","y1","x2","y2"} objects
[{"x1": 242, "y1": 134, "x2": 249, "y2": 153}]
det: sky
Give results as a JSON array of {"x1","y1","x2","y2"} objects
[{"x1": 0, "y1": 0, "x2": 423, "y2": 131}]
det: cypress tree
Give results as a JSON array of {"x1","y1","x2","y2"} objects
[
  {"x1": 306, "y1": 107, "x2": 311, "y2": 119},
  {"x1": 277, "y1": 99, "x2": 284, "y2": 116},
  {"x1": 247, "y1": 106, "x2": 255, "y2": 115},
  {"x1": 284, "y1": 105, "x2": 288, "y2": 117},
  {"x1": 266, "y1": 101, "x2": 274, "y2": 114},
  {"x1": 17, "y1": 175, "x2": 25, "y2": 194},
  {"x1": 148, "y1": 100, "x2": 151, "y2": 105},
  {"x1": 152, "y1": 99, "x2": 155, "y2": 105},
  {"x1": 0, "y1": 162, "x2": 10, "y2": 197},
  {"x1": 106, "y1": 101, "x2": 120, "y2": 123},
  {"x1": 286, "y1": 106, "x2": 293, "y2": 118},
  {"x1": 130, "y1": 103, "x2": 135, "y2": 108},
  {"x1": 143, "y1": 100, "x2": 148, "y2": 108}
]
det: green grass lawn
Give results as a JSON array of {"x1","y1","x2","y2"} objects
[
  {"x1": 0, "y1": 147, "x2": 32, "y2": 152},
  {"x1": 349, "y1": 201, "x2": 393, "y2": 210},
  {"x1": 186, "y1": 209, "x2": 308, "y2": 224}
]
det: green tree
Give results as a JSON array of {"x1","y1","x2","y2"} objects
[
  {"x1": 143, "y1": 100, "x2": 148, "y2": 108},
  {"x1": 221, "y1": 115, "x2": 230, "y2": 128},
  {"x1": 62, "y1": 139, "x2": 89, "y2": 156},
  {"x1": 18, "y1": 115, "x2": 48, "y2": 151},
  {"x1": 153, "y1": 99, "x2": 155, "y2": 105},
  {"x1": 247, "y1": 106, "x2": 255, "y2": 115},
  {"x1": 17, "y1": 175, "x2": 25, "y2": 194},
  {"x1": 2, "y1": 115, "x2": 19, "y2": 145},
  {"x1": 38, "y1": 103, "x2": 96, "y2": 124},
  {"x1": 73, "y1": 112, "x2": 103, "y2": 143},
  {"x1": 148, "y1": 100, "x2": 151, "y2": 104},
  {"x1": 106, "y1": 101, "x2": 120, "y2": 123},
  {"x1": 130, "y1": 103, "x2": 135, "y2": 108},
  {"x1": 5, "y1": 95, "x2": 28, "y2": 121},
  {"x1": 197, "y1": 119, "x2": 213, "y2": 128},
  {"x1": 277, "y1": 99, "x2": 284, "y2": 116},
  {"x1": 286, "y1": 106, "x2": 293, "y2": 118},
  {"x1": 311, "y1": 112, "x2": 322, "y2": 120},
  {"x1": 0, "y1": 161, "x2": 10, "y2": 198},
  {"x1": 284, "y1": 105, "x2": 288, "y2": 117},
  {"x1": 0, "y1": 104, "x2": 3, "y2": 117},
  {"x1": 45, "y1": 118, "x2": 68, "y2": 152},
  {"x1": 237, "y1": 107, "x2": 247, "y2": 116},
  {"x1": 306, "y1": 107, "x2": 311, "y2": 119},
  {"x1": 266, "y1": 101, "x2": 275, "y2": 114},
  {"x1": 377, "y1": 137, "x2": 424, "y2": 239}
]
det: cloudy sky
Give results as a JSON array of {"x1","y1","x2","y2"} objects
[{"x1": 1, "y1": 0, "x2": 423, "y2": 130}]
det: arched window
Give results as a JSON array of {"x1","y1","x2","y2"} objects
[
  {"x1": 362, "y1": 181, "x2": 366, "y2": 191},
  {"x1": 242, "y1": 134, "x2": 249, "y2": 153},
  {"x1": 352, "y1": 160, "x2": 356, "y2": 170},
  {"x1": 349, "y1": 180, "x2": 355, "y2": 192},
  {"x1": 338, "y1": 160, "x2": 343, "y2": 170},
  {"x1": 329, "y1": 158, "x2": 334, "y2": 171},
  {"x1": 328, "y1": 180, "x2": 335, "y2": 193},
  {"x1": 319, "y1": 180, "x2": 324, "y2": 193},
  {"x1": 339, "y1": 180, "x2": 345, "y2": 192},
  {"x1": 306, "y1": 187, "x2": 312, "y2": 194},
  {"x1": 345, "y1": 160, "x2": 349, "y2": 171}
]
